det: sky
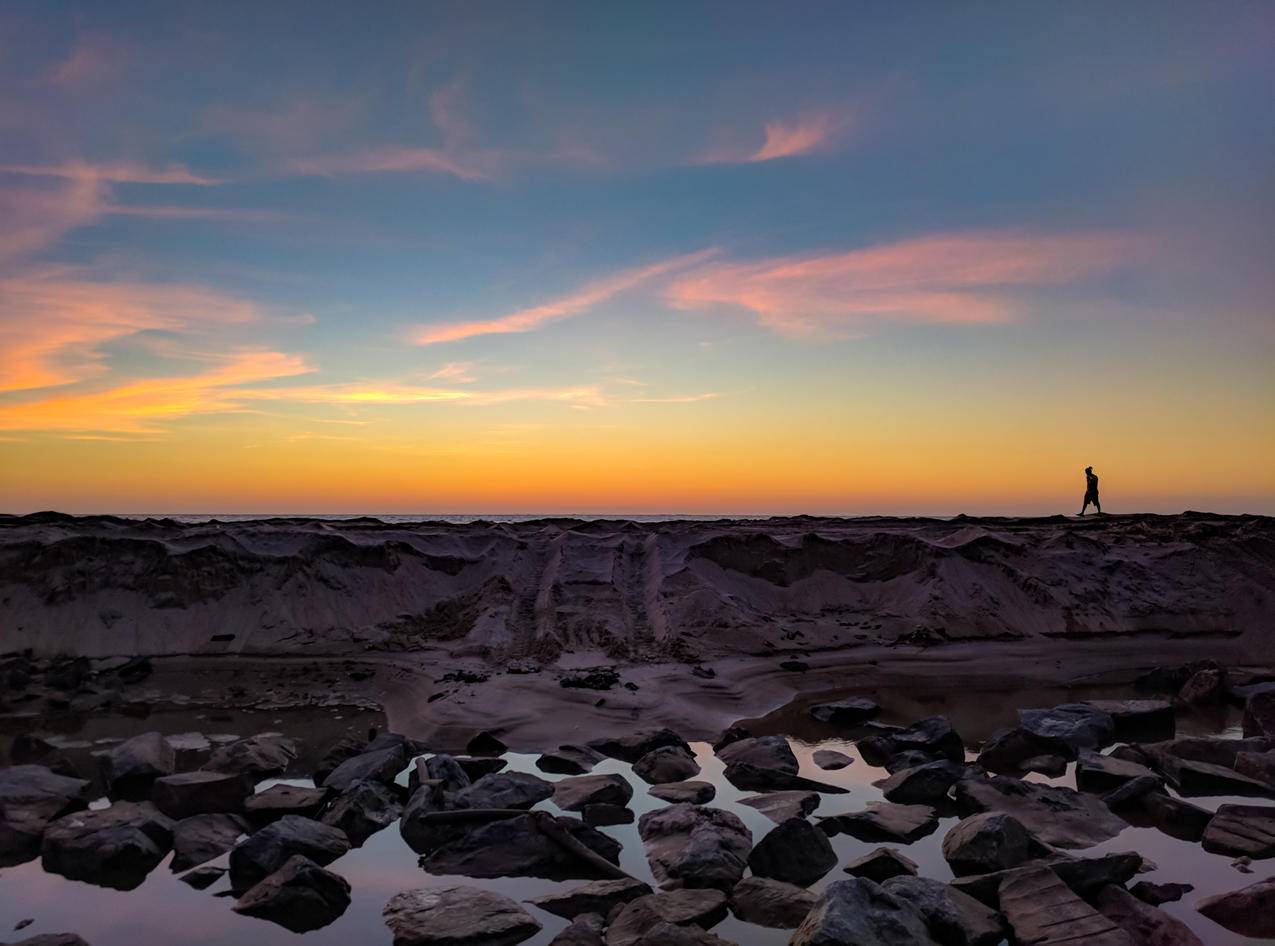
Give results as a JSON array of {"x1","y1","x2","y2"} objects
[{"x1": 1, "y1": 1, "x2": 1272, "y2": 516}]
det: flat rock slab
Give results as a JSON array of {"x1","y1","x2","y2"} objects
[
  {"x1": 152, "y1": 771, "x2": 250, "y2": 819},
  {"x1": 884, "y1": 875, "x2": 1004, "y2": 946},
  {"x1": 172, "y1": 812, "x2": 250, "y2": 871},
  {"x1": 638, "y1": 803, "x2": 752, "y2": 890},
  {"x1": 548, "y1": 914, "x2": 604, "y2": 946},
  {"x1": 999, "y1": 867, "x2": 1132, "y2": 945},
  {"x1": 422, "y1": 813, "x2": 621, "y2": 882},
  {"x1": 1197, "y1": 877, "x2": 1275, "y2": 938},
  {"x1": 321, "y1": 745, "x2": 408, "y2": 793},
  {"x1": 0, "y1": 765, "x2": 92, "y2": 864},
  {"x1": 648, "y1": 781, "x2": 716, "y2": 805},
  {"x1": 844, "y1": 847, "x2": 918, "y2": 883},
  {"x1": 1084, "y1": 700, "x2": 1175, "y2": 742},
  {"x1": 877, "y1": 760, "x2": 963, "y2": 804},
  {"x1": 956, "y1": 775, "x2": 1127, "y2": 848},
  {"x1": 717, "y1": 736, "x2": 798, "y2": 773},
  {"x1": 737, "y1": 791, "x2": 819, "y2": 823},
  {"x1": 1095, "y1": 883, "x2": 1203, "y2": 946},
  {"x1": 244, "y1": 784, "x2": 328, "y2": 821},
  {"x1": 809, "y1": 698, "x2": 880, "y2": 725},
  {"x1": 233, "y1": 853, "x2": 351, "y2": 933},
  {"x1": 1202, "y1": 804, "x2": 1275, "y2": 858},
  {"x1": 605, "y1": 889, "x2": 728, "y2": 946},
  {"x1": 320, "y1": 779, "x2": 402, "y2": 845},
  {"x1": 204, "y1": 735, "x2": 297, "y2": 780},
  {"x1": 730, "y1": 875, "x2": 815, "y2": 928},
  {"x1": 1075, "y1": 751, "x2": 1161, "y2": 794},
  {"x1": 950, "y1": 852, "x2": 1143, "y2": 908},
  {"x1": 1163, "y1": 756, "x2": 1274, "y2": 797},
  {"x1": 529, "y1": 877, "x2": 653, "y2": 920},
  {"x1": 812, "y1": 749, "x2": 853, "y2": 770},
  {"x1": 41, "y1": 801, "x2": 175, "y2": 891},
  {"x1": 822, "y1": 803, "x2": 939, "y2": 843},
  {"x1": 633, "y1": 747, "x2": 701, "y2": 785},
  {"x1": 228, "y1": 815, "x2": 350, "y2": 892},
  {"x1": 452, "y1": 771, "x2": 555, "y2": 810},
  {"x1": 722, "y1": 763, "x2": 847, "y2": 794},
  {"x1": 384, "y1": 886, "x2": 542, "y2": 946},
  {"x1": 589, "y1": 729, "x2": 691, "y2": 764},
  {"x1": 553, "y1": 774, "x2": 634, "y2": 812},
  {"x1": 537, "y1": 745, "x2": 605, "y2": 775}
]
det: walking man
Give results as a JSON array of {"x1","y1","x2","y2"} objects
[{"x1": 1080, "y1": 466, "x2": 1101, "y2": 516}]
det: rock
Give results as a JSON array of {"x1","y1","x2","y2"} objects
[
  {"x1": 1017, "y1": 704, "x2": 1116, "y2": 752},
  {"x1": 538, "y1": 745, "x2": 605, "y2": 775},
  {"x1": 466, "y1": 730, "x2": 507, "y2": 755},
  {"x1": 0, "y1": 765, "x2": 91, "y2": 865},
  {"x1": 605, "y1": 889, "x2": 728, "y2": 946},
  {"x1": 384, "y1": 886, "x2": 542, "y2": 946},
  {"x1": 1175, "y1": 667, "x2": 1226, "y2": 705},
  {"x1": 1197, "y1": 877, "x2": 1275, "y2": 938},
  {"x1": 178, "y1": 864, "x2": 227, "y2": 889},
  {"x1": 638, "y1": 803, "x2": 752, "y2": 890},
  {"x1": 228, "y1": 815, "x2": 350, "y2": 892},
  {"x1": 456, "y1": 757, "x2": 507, "y2": 781},
  {"x1": 421, "y1": 813, "x2": 621, "y2": 881},
  {"x1": 813, "y1": 749, "x2": 853, "y2": 770},
  {"x1": 589, "y1": 729, "x2": 691, "y2": 763},
  {"x1": 955, "y1": 774, "x2": 1128, "y2": 848},
  {"x1": 1154, "y1": 735, "x2": 1272, "y2": 768},
  {"x1": 1084, "y1": 700, "x2": 1175, "y2": 742},
  {"x1": 1157, "y1": 755, "x2": 1273, "y2": 797},
  {"x1": 421, "y1": 754, "x2": 471, "y2": 793},
  {"x1": 737, "y1": 790, "x2": 819, "y2": 823},
  {"x1": 549, "y1": 913, "x2": 604, "y2": 946},
  {"x1": 1102, "y1": 774, "x2": 1163, "y2": 809},
  {"x1": 625, "y1": 922, "x2": 735, "y2": 946},
  {"x1": 151, "y1": 771, "x2": 249, "y2": 819},
  {"x1": 649, "y1": 781, "x2": 716, "y2": 805},
  {"x1": 398, "y1": 784, "x2": 447, "y2": 853},
  {"x1": 171, "y1": 812, "x2": 250, "y2": 870},
  {"x1": 99, "y1": 732, "x2": 175, "y2": 800},
  {"x1": 809, "y1": 696, "x2": 880, "y2": 724},
  {"x1": 883, "y1": 875, "x2": 1004, "y2": 946},
  {"x1": 878, "y1": 760, "x2": 963, "y2": 804},
  {"x1": 791, "y1": 878, "x2": 940, "y2": 946},
  {"x1": 554, "y1": 774, "x2": 634, "y2": 812},
  {"x1": 1236, "y1": 750, "x2": 1275, "y2": 785},
  {"x1": 712, "y1": 727, "x2": 752, "y2": 751},
  {"x1": 1126, "y1": 791, "x2": 1212, "y2": 842},
  {"x1": 452, "y1": 771, "x2": 555, "y2": 810},
  {"x1": 1130, "y1": 881, "x2": 1193, "y2": 905},
  {"x1": 844, "y1": 847, "x2": 918, "y2": 883},
  {"x1": 950, "y1": 851, "x2": 1143, "y2": 907},
  {"x1": 204, "y1": 734, "x2": 297, "y2": 780},
  {"x1": 529, "y1": 877, "x2": 653, "y2": 920},
  {"x1": 41, "y1": 801, "x2": 174, "y2": 890},
  {"x1": 977, "y1": 727, "x2": 1074, "y2": 773},
  {"x1": 9, "y1": 936, "x2": 91, "y2": 946},
  {"x1": 233, "y1": 854, "x2": 351, "y2": 932},
  {"x1": 1202, "y1": 804, "x2": 1275, "y2": 858},
  {"x1": 883, "y1": 749, "x2": 941, "y2": 773},
  {"x1": 1245, "y1": 690, "x2": 1275, "y2": 738},
  {"x1": 1095, "y1": 884, "x2": 1203, "y2": 945},
  {"x1": 721, "y1": 763, "x2": 846, "y2": 794},
  {"x1": 244, "y1": 783, "x2": 328, "y2": 822},
  {"x1": 882, "y1": 716, "x2": 964, "y2": 762},
  {"x1": 582, "y1": 803, "x2": 634, "y2": 826},
  {"x1": 321, "y1": 744, "x2": 408, "y2": 793},
  {"x1": 1075, "y1": 751, "x2": 1161, "y2": 794},
  {"x1": 320, "y1": 778, "x2": 403, "y2": 845},
  {"x1": 748, "y1": 816, "x2": 837, "y2": 886},
  {"x1": 999, "y1": 867, "x2": 1132, "y2": 945},
  {"x1": 942, "y1": 812, "x2": 1038, "y2": 876},
  {"x1": 561, "y1": 668, "x2": 620, "y2": 690},
  {"x1": 729, "y1": 875, "x2": 815, "y2": 928},
  {"x1": 633, "y1": 746, "x2": 701, "y2": 785},
  {"x1": 822, "y1": 803, "x2": 939, "y2": 843},
  {"x1": 716, "y1": 735, "x2": 798, "y2": 773}
]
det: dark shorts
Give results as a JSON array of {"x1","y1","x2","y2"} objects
[{"x1": 1084, "y1": 492, "x2": 1100, "y2": 503}]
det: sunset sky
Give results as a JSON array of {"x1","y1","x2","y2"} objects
[{"x1": 2, "y1": 2, "x2": 1272, "y2": 515}]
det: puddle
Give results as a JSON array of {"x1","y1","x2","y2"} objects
[{"x1": 0, "y1": 690, "x2": 1269, "y2": 945}]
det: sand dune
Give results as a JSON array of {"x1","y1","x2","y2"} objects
[{"x1": 1, "y1": 512, "x2": 1272, "y2": 662}]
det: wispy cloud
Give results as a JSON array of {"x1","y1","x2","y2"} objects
[
  {"x1": 0, "y1": 161, "x2": 220, "y2": 185},
  {"x1": 699, "y1": 110, "x2": 854, "y2": 164},
  {"x1": 631, "y1": 393, "x2": 721, "y2": 403},
  {"x1": 665, "y1": 230, "x2": 1143, "y2": 335},
  {"x1": 237, "y1": 382, "x2": 609, "y2": 409},
  {"x1": 0, "y1": 175, "x2": 105, "y2": 264},
  {"x1": 427, "y1": 361, "x2": 478, "y2": 383},
  {"x1": 104, "y1": 204, "x2": 294, "y2": 223},
  {"x1": 287, "y1": 146, "x2": 490, "y2": 181},
  {"x1": 411, "y1": 249, "x2": 719, "y2": 346}
]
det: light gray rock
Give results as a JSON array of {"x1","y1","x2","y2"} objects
[
  {"x1": 730, "y1": 875, "x2": 815, "y2": 928},
  {"x1": 638, "y1": 803, "x2": 752, "y2": 890},
  {"x1": 529, "y1": 877, "x2": 653, "y2": 920},
  {"x1": 554, "y1": 774, "x2": 634, "y2": 811},
  {"x1": 384, "y1": 886, "x2": 542, "y2": 946}
]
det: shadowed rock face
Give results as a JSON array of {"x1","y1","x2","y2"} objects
[{"x1": 2, "y1": 513, "x2": 1270, "y2": 660}]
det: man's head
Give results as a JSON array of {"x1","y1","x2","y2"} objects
[{"x1": 1085, "y1": 466, "x2": 1093, "y2": 473}]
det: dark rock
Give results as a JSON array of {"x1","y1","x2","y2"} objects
[
  {"x1": 633, "y1": 746, "x2": 700, "y2": 785},
  {"x1": 791, "y1": 878, "x2": 940, "y2": 946},
  {"x1": 977, "y1": 726, "x2": 1074, "y2": 773},
  {"x1": 456, "y1": 756, "x2": 507, "y2": 781},
  {"x1": 780, "y1": 660, "x2": 810, "y2": 672},
  {"x1": 383, "y1": 885, "x2": 541, "y2": 946},
  {"x1": 553, "y1": 774, "x2": 634, "y2": 811},
  {"x1": 171, "y1": 812, "x2": 250, "y2": 870},
  {"x1": 205, "y1": 735, "x2": 297, "y2": 780},
  {"x1": 638, "y1": 803, "x2": 752, "y2": 890},
  {"x1": 420, "y1": 754, "x2": 471, "y2": 793},
  {"x1": 878, "y1": 760, "x2": 963, "y2": 804},
  {"x1": 421, "y1": 813, "x2": 620, "y2": 881},
  {"x1": 627, "y1": 921, "x2": 736, "y2": 946},
  {"x1": 151, "y1": 771, "x2": 249, "y2": 819},
  {"x1": 1175, "y1": 667, "x2": 1226, "y2": 705},
  {"x1": 999, "y1": 867, "x2": 1131, "y2": 945},
  {"x1": 1156, "y1": 755, "x2": 1273, "y2": 797},
  {"x1": 312, "y1": 735, "x2": 366, "y2": 784},
  {"x1": 99, "y1": 732, "x2": 175, "y2": 800},
  {"x1": 9, "y1": 936, "x2": 91, "y2": 946},
  {"x1": 41, "y1": 801, "x2": 174, "y2": 890},
  {"x1": 955, "y1": 774, "x2": 1127, "y2": 848},
  {"x1": 589, "y1": 728, "x2": 691, "y2": 763},
  {"x1": 1102, "y1": 774, "x2": 1163, "y2": 809},
  {"x1": 321, "y1": 744, "x2": 408, "y2": 792},
  {"x1": 822, "y1": 803, "x2": 939, "y2": 843},
  {"x1": 228, "y1": 815, "x2": 350, "y2": 892},
  {"x1": 860, "y1": 716, "x2": 964, "y2": 765},
  {"x1": 883, "y1": 875, "x2": 1004, "y2": 946},
  {"x1": 809, "y1": 697, "x2": 880, "y2": 725},
  {"x1": 1130, "y1": 880, "x2": 1193, "y2": 905},
  {"x1": 716, "y1": 735, "x2": 797, "y2": 773},
  {"x1": 529, "y1": 877, "x2": 653, "y2": 920},
  {"x1": 649, "y1": 781, "x2": 715, "y2": 805},
  {"x1": 0, "y1": 765, "x2": 91, "y2": 865},
  {"x1": 560, "y1": 668, "x2": 620, "y2": 690},
  {"x1": 812, "y1": 749, "x2": 853, "y2": 770},
  {"x1": 537, "y1": 745, "x2": 604, "y2": 775},
  {"x1": 1245, "y1": 690, "x2": 1275, "y2": 738},
  {"x1": 844, "y1": 847, "x2": 918, "y2": 883},
  {"x1": 320, "y1": 778, "x2": 402, "y2": 845},
  {"x1": 1096, "y1": 883, "x2": 1203, "y2": 945},
  {"x1": 1198, "y1": 878, "x2": 1275, "y2": 938},
  {"x1": 1075, "y1": 750, "x2": 1161, "y2": 794},
  {"x1": 178, "y1": 864, "x2": 227, "y2": 889},
  {"x1": 582, "y1": 803, "x2": 634, "y2": 826},
  {"x1": 1084, "y1": 699, "x2": 1175, "y2": 742},
  {"x1": 1127, "y1": 791, "x2": 1212, "y2": 841},
  {"x1": 1154, "y1": 735, "x2": 1271, "y2": 768},
  {"x1": 730, "y1": 875, "x2": 815, "y2": 928},
  {"x1": 721, "y1": 762, "x2": 846, "y2": 794},
  {"x1": 548, "y1": 913, "x2": 604, "y2": 946},
  {"x1": 950, "y1": 851, "x2": 1144, "y2": 907},
  {"x1": 466, "y1": 730, "x2": 507, "y2": 755},
  {"x1": 748, "y1": 816, "x2": 837, "y2": 886},
  {"x1": 711, "y1": 727, "x2": 751, "y2": 752},
  {"x1": 605, "y1": 890, "x2": 728, "y2": 946},
  {"x1": 244, "y1": 783, "x2": 328, "y2": 822},
  {"x1": 1202, "y1": 804, "x2": 1275, "y2": 858},
  {"x1": 1017, "y1": 703, "x2": 1115, "y2": 752},
  {"x1": 233, "y1": 854, "x2": 351, "y2": 932},
  {"x1": 452, "y1": 771, "x2": 554, "y2": 810},
  {"x1": 737, "y1": 790, "x2": 818, "y2": 823},
  {"x1": 398, "y1": 784, "x2": 446, "y2": 853},
  {"x1": 942, "y1": 812, "x2": 1038, "y2": 876},
  {"x1": 1236, "y1": 750, "x2": 1275, "y2": 785}
]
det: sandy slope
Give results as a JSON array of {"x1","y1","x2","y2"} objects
[{"x1": 1, "y1": 512, "x2": 1271, "y2": 666}]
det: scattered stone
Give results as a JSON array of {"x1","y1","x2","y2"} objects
[
  {"x1": 1017, "y1": 703, "x2": 1115, "y2": 753},
  {"x1": 716, "y1": 735, "x2": 798, "y2": 773},
  {"x1": 1130, "y1": 880, "x2": 1193, "y2": 905},
  {"x1": 813, "y1": 749, "x2": 853, "y2": 770},
  {"x1": 633, "y1": 746, "x2": 701, "y2": 785},
  {"x1": 321, "y1": 744, "x2": 408, "y2": 793},
  {"x1": 737, "y1": 790, "x2": 819, "y2": 823},
  {"x1": 809, "y1": 697, "x2": 880, "y2": 725},
  {"x1": 721, "y1": 763, "x2": 846, "y2": 794},
  {"x1": 1202, "y1": 804, "x2": 1275, "y2": 858},
  {"x1": 844, "y1": 847, "x2": 918, "y2": 883},
  {"x1": 582, "y1": 803, "x2": 634, "y2": 826},
  {"x1": 178, "y1": 864, "x2": 227, "y2": 889},
  {"x1": 1234, "y1": 855, "x2": 1254, "y2": 873},
  {"x1": 791, "y1": 878, "x2": 940, "y2": 946},
  {"x1": 1158, "y1": 755, "x2": 1274, "y2": 797},
  {"x1": 529, "y1": 877, "x2": 653, "y2": 920},
  {"x1": 942, "y1": 812, "x2": 1038, "y2": 876},
  {"x1": 421, "y1": 754, "x2": 471, "y2": 793},
  {"x1": 466, "y1": 730, "x2": 507, "y2": 755},
  {"x1": 41, "y1": 801, "x2": 174, "y2": 890},
  {"x1": 421, "y1": 813, "x2": 620, "y2": 881},
  {"x1": 1197, "y1": 877, "x2": 1275, "y2": 938},
  {"x1": 1175, "y1": 667, "x2": 1226, "y2": 705},
  {"x1": 822, "y1": 803, "x2": 939, "y2": 843},
  {"x1": 878, "y1": 760, "x2": 963, "y2": 804},
  {"x1": 151, "y1": 771, "x2": 250, "y2": 819},
  {"x1": 977, "y1": 727, "x2": 1074, "y2": 773},
  {"x1": 884, "y1": 875, "x2": 1005, "y2": 946},
  {"x1": 538, "y1": 745, "x2": 605, "y2": 775},
  {"x1": 1075, "y1": 751, "x2": 1161, "y2": 794},
  {"x1": 233, "y1": 854, "x2": 351, "y2": 932},
  {"x1": 955, "y1": 774, "x2": 1127, "y2": 848},
  {"x1": 729, "y1": 875, "x2": 815, "y2": 928},
  {"x1": 320, "y1": 779, "x2": 403, "y2": 845},
  {"x1": 605, "y1": 890, "x2": 728, "y2": 946},
  {"x1": 1245, "y1": 691, "x2": 1275, "y2": 739},
  {"x1": 998, "y1": 867, "x2": 1131, "y2": 945},
  {"x1": 950, "y1": 851, "x2": 1144, "y2": 907},
  {"x1": 638, "y1": 803, "x2": 752, "y2": 890},
  {"x1": 0, "y1": 765, "x2": 92, "y2": 865},
  {"x1": 561, "y1": 668, "x2": 620, "y2": 690},
  {"x1": 99, "y1": 732, "x2": 175, "y2": 800},
  {"x1": 384, "y1": 886, "x2": 541, "y2": 946},
  {"x1": 649, "y1": 781, "x2": 715, "y2": 805},
  {"x1": 548, "y1": 913, "x2": 604, "y2": 946},
  {"x1": 171, "y1": 812, "x2": 250, "y2": 870},
  {"x1": 228, "y1": 815, "x2": 350, "y2": 891},
  {"x1": 452, "y1": 771, "x2": 555, "y2": 810},
  {"x1": 589, "y1": 729, "x2": 691, "y2": 763},
  {"x1": 244, "y1": 783, "x2": 328, "y2": 822},
  {"x1": 456, "y1": 757, "x2": 507, "y2": 781},
  {"x1": 205, "y1": 735, "x2": 297, "y2": 780},
  {"x1": 554, "y1": 774, "x2": 634, "y2": 812},
  {"x1": 1083, "y1": 699, "x2": 1175, "y2": 742},
  {"x1": 748, "y1": 816, "x2": 837, "y2": 886}
]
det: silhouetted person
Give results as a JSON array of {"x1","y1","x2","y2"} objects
[{"x1": 1080, "y1": 466, "x2": 1101, "y2": 516}]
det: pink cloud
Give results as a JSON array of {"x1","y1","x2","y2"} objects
[
  {"x1": 0, "y1": 176, "x2": 106, "y2": 264},
  {"x1": 411, "y1": 249, "x2": 719, "y2": 346},
  {"x1": 287, "y1": 146, "x2": 490, "y2": 181},
  {"x1": 46, "y1": 36, "x2": 130, "y2": 89},
  {"x1": 664, "y1": 230, "x2": 1143, "y2": 335},
  {"x1": 699, "y1": 110, "x2": 854, "y2": 164},
  {"x1": 0, "y1": 161, "x2": 219, "y2": 185},
  {"x1": 427, "y1": 361, "x2": 478, "y2": 383}
]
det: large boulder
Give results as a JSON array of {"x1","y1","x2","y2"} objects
[
  {"x1": 1075, "y1": 751, "x2": 1160, "y2": 794},
  {"x1": 0, "y1": 765, "x2": 91, "y2": 865},
  {"x1": 809, "y1": 697, "x2": 880, "y2": 725},
  {"x1": 421, "y1": 812, "x2": 621, "y2": 881},
  {"x1": 859, "y1": 716, "x2": 964, "y2": 764},
  {"x1": 171, "y1": 812, "x2": 250, "y2": 870},
  {"x1": 729, "y1": 875, "x2": 815, "y2": 928},
  {"x1": 955, "y1": 774, "x2": 1127, "y2": 848},
  {"x1": 320, "y1": 744, "x2": 408, "y2": 793},
  {"x1": 233, "y1": 854, "x2": 351, "y2": 932},
  {"x1": 791, "y1": 878, "x2": 940, "y2": 946},
  {"x1": 98, "y1": 732, "x2": 175, "y2": 800},
  {"x1": 998, "y1": 867, "x2": 1132, "y2": 945},
  {"x1": 589, "y1": 729, "x2": 691, "y2": 763},
  {"x1": 1083, "y1": 700, "x2": 1175, "y2": 742},
  {"x1": 737, "y1": 790, "x2": 819, "y2": 823},
  {"x1": 977, "y1": 727, "x2": 1074, "y2": 773},
  {"x1": 151, "y1": 771, "x2": 250, "y2": 819},
  {"x1": 950, "y1": 851, "x2": 1144, "y2": 907},
  {"x1": 821, "y1": 803, "x2": 939, "y2": 843},
  {"x1": 452, "y1": 771, "x2": 554, "y2": 810},
  {"x1": 638, "y1": 803, "x2": 752, "y2": 890},
  {"x1": 632, "y1": 747, "x2": 701, "y2": 785},
  {"x1": 1197, "y1": 877, "x2": 1275, "y2": 938},
  {"x1": 41, "y1": 801, "x2": 174, "y2": 890},
  {"x1": 878, "y1": 760, "x2": 963, "y2": 804},
  {"x1": 716, "y1": 735, "x2": 798, "y2": 773},
  {"x1": 228, "y1": 814, "x2": 350, "y2": 891},
  {"x1": 883, "y1": 875, "x2": 1005, "y2": 946},
  {"x1": 721, "y1": 763, "x2": 846, "y2": 794},
  {"x1": 1245, "y1": 691, "x2": 1275, "y2": 739},
  {"x1": 554, "y1": 774, "x2": 634, "y2": 812},
  {"x1": 747, "y1": 816, "x2": 837, "y2": 886},
  {"x1": 844, "y1": 847, "x2": 918, "y2": 883},
  {"x1": 1157, "y1": 755, "x2": 1274, "y2": 797},
  {"x1": 383, "y1": 886, "x2": 542, "y2": 946},
  {"x1": 529, "y1": 877, "x2": 653, "y2": 920},
  {"x1": 244, "y1": 783, "x2": 328, "y2": 822},
  {"x1": 1017, "y1": 704, "x2": 1115, "y2": 752},
  {"x1": 604, "y1": 889, "x2": 728, "y2": 946},
  {"x1": 1201, "y1": 804, "x2": 1275, "y2": 858},
  {"x1": 320, "y1": 778, "x2": 403, "y2": 845},
  {"x1": 538, "y1": 745, "x2": 605, "y2": 775},
  {"x1": 204, "y1": 734, "x2": 297, "y2": 780},
  {"x1": 941, "y1": 812, "x2": 1038, "y2": 876},
  {"x1": 420, "y1": 754, "x2": 471, "y2": 793},
  {"x1": 1094, "y1": 883, "x2": 1203, "y2": 946}
]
